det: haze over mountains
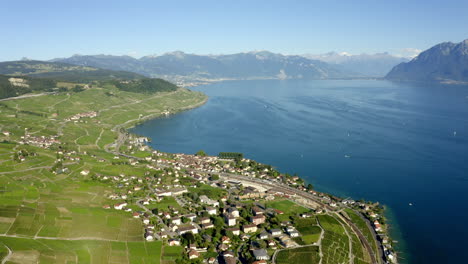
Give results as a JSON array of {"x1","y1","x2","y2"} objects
[
  {"x1": 52, "y1": 51, "x2": 409, "y2": 83},
  {"x1": 386, "y1": 39, "x2": 468, "y2": 83},
  {"x1": 304, "y1": 52, "x2": 409, "y2": 77},
  {"x1": 3, "y1": 39, "x2": 467, "y2": 86}
]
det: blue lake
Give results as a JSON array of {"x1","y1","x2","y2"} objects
[{"x1": 132, "y1": 79, "x2": 468, "y2": 264}]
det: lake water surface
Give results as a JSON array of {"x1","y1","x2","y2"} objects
[{"x1": 132, "y1": 80, "x2": 468, "y2": 264}]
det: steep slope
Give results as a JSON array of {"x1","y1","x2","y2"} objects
[{"x1": 386, "y1": 39, "x2": 468, "y2": 83}]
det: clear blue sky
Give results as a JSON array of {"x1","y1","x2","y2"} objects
[{"x1": 1, "y1": 0, "x2": 467, "y2": 61}]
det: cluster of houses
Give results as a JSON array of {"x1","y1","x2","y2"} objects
[
  {"x1": 20, "y1": 134, "x2": 60, "y2": 149},
  {"x1": 95, "y1": 165, "x2": 303, "y2": 263},
  {"x1": 86, "y1": 139, "x2": 394, "y2": 263},
  {"x1": 65, "y1": 111, "x2": 97, "y2": 122}
]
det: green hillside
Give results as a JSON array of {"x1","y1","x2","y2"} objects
[
  {"x1": 0, "y1": 74, "x2": 57, "y2": 99},
  {"x1": 0, "y1": 81, "x2": 207, "y2": 264},
  {"x1": 0, "y1": 60, "x2": 145, "y2": 83}
]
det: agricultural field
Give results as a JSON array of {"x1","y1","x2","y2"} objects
[
  {"x1": 318, "y1": 214, "x2": 350, "y2": 264},
  {"x1": 294, "y1": 218, "x2": 322, "y2": 244},
  {"x1": 0, "y1": 237, "x2": 162, "y2": 264},
  {"x1": 161, "y1": 246, "x2": 183, "y2": 264},
  {"x1": 0, "y1": 85, "x2": 207, "y2": 263},
  {"x1": 275, "y1": 245, "x2": 320, "y2": 264}
]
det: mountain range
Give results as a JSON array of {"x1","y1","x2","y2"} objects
[
  {"x1": 52, "y1": 51, "x2": 362, "y2": 82},
  {"x1": 4, "y1": 40, "x2": 467, "y2": 86},
  {"x1": 386, "y1": 39, "x2": 468, "y2": 83},
  {"x1": 304, "y1": 52, "x2": 409, "y2": 77}
]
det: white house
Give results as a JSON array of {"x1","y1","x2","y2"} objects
[
  {"x1": 178, "y1": 224, "x2": 198, "y2": 235},
  {"x1": 114, "y1": 203, "x2": 127, "y2": 210},
  {"x1": 171, "y1": 217, "x2": 181, "y2": 226},
  {"x1": 227, "y1": 207, "x2": 239, "y2": 218},
  {"x1": 200, "y1": 195, "x2": 219, "y2": 207},
  {"x1": 144, "y1": 232, "x2": 154, "y2": 241},
  {"x1": 227, "y1": 227, "x2": 240, "y2": 236},
  {"x1": 225, "y1": 214, "x2": 236, "y2": 226},
  {"x1": 168, "y1": 238, "x2": 181, "y2": 246},
  {"x1": 206, "y1": 206, "x2": 217, "y2": 215},
  {"x1": 269, "y1": 228, "x2": 282, "y2": 236}
]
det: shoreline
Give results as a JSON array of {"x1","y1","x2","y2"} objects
[{"x1": 112, "y1": 89, "x2": 398, "y2": 264}]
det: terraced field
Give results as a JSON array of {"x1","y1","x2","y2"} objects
[
  {"x1": 0, "y1": 237, "x2": 162, "y2": 264},
  {"x1": 276, "y1": 245, "x2": 320, "y2": 264},
  {"x1": 317, "y1": 214, "x2": 350, "y2": 264},
  {"x1": 294, "y1": 218, "x2": 322, "y2": 244},
  {"x1": 0, "y1": 86, "x2": 207, "y2": 263}
]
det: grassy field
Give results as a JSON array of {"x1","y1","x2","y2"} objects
[
  {"x1": 188, "y1": 184, "x2": 227, "y2": 200},
  {"x1": 276, "y1": 246, "x2": 320, "y2": 264},
  {"x1": 0, "y1": 85, "x2": 207, "y2": 263},
  {"x1": 318, "y1": 214, "x2": 350, "y2": 264},
  {"x1": 266, "y1": 199, "x2": 311, "y2": 221},
  {"x1": 148, "y1": 197, "x2": 181, "y2": 212}
]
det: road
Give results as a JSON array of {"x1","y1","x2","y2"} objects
[
  {"x1": 0, "y1": 162, "x2": 77, "y2": 175},
  {"x1": 0, "y1": 92, "x2": 56, "y2": 102},
  {"x1": 135, "y1": 198, "x2": 172, "y2": 239},
  {"x1": 0, "y1": 244, "x2": 11, "y2": 264},
  {"x1": 0, "y1": 234, "x2": 121, "y2": 242}
]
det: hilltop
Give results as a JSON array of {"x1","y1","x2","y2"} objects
[
  {"x1": 386, "y1": 39, "x2": 468, "y2": 83},
  {"x1": 0, "y1": 61, "x2": 180, "y2": 99}
]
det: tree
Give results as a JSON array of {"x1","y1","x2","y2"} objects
[
  {"x1": 72, "y1": 85, "x2": 84, "y2": 92},
  {"x1": 307, "y1": 183, "x2": 314, "y2": 190},
  {"x1": 196, "y1": 150, "x2": 207, "y2": 157},
  {"x1": 182, "y1": 233, "x2": 195, "y2": 246},
  {"x1": 210, "y1": 174, "x2": 219, "y2": 181}
]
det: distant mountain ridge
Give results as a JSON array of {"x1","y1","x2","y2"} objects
[
  {"x1": 52, "y1": 51, "x2": 363, "y2": 82},
  {"x1": 0, "y1": 60, "x2": 145, "y2": 82},
  {"x1": 304, "y1": 52, "x2": 409, "y2": 77},
  {"x1": 386, "y1": 39, "x2": 468, "y2": 83},
  {"x1": 51, "y1": 51, "x2": 409, "y2": 82}
]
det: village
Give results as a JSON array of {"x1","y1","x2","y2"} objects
[
  {"x1": 2, "y1": 121, "x2": 397, "y2": 264},
  {"x1": 76, "y1": 134, "x2": 398, "y2": 264}
]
